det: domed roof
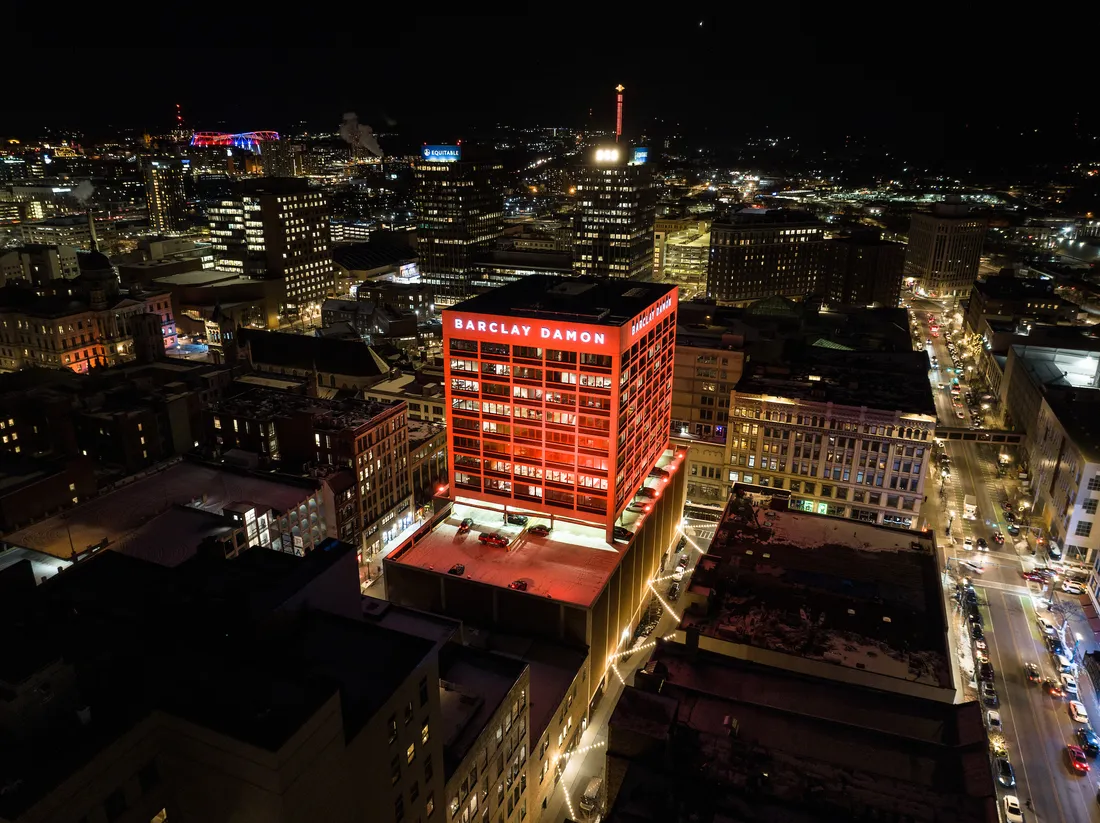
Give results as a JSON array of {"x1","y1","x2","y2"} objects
[{"x1": 77, "y1": 250, "x2": 112, "y2": 272}]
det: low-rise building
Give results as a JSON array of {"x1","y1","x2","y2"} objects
[
  {"x1": 0, "y1": 543, "x2": 454, "y2": 823},
  {"x1": 965, "y1": 272, "x2": 1079, "y2": 335},
  {"x1": 598, "y1": 498, "x2": 993, "y2": 823},
  {"x1": 409, "y1": 419, "x2": 447, "y2": 510}
]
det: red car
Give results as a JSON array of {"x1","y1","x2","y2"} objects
[
  {"x1": 1067, "y1": 745, "x2": 1090, "y2": 773},
  {"x1": 991, "y1": 531, "x2": 1005, "y2": 544},
  {"x1": 1022, "y1": 571, "x2": 1045, "y2": 582},
  {"x1": 478, "y1": 532, "x2": 509, "y2": 548}
]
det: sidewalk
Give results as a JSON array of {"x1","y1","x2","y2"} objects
[{"x1": 540, "y1": 603, "x2": 680, "y2": 823}]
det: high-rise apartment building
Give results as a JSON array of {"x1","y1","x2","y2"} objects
[
  {"x1": 823, "y1": 232, "x2": 905, "y2": 307},
  {"x1": 143, "y1": 159, "x2": 187, "y2": 233},
  {"x1": 443, "y1": 276, "x2": 676, "y2": 536},
  {"x1": 573, "y1": 146, "x2": 655, "y2": 280},
  {"x1": 208, "y1": 178, "x2": 334, "y2": 308},
  {"x1": 707, "y1": 210, "x2": 828, "y2": 304},
  {"x1": 263, "y1": 138, "x2": 303, "y2": 177},
  {"x1": 413, "y1": 145, "x2": 504, "y2": 304},
  {"x1": 903, "y1": 197, "x2": 986, "y2": 297}
]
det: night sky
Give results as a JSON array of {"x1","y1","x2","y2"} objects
[{"x1": 7, "y1": 4, "x2": 1091, "y2": 165}]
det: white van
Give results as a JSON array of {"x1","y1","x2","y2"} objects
[{"x1": 579, "y1": 777, "x2": 602, "y2": 815}]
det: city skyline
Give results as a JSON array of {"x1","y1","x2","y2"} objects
[{"x1": 7, "y1": 7, "x2": 1095, "y2": 168}]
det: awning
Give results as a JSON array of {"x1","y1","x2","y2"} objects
[{"x1": 1079, "y1": 594, "x2": 1100, "y2": 637}]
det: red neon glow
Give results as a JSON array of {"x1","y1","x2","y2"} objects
[
  {"x1": 190, "y1": 131, "x2": 280, "y2": 150},
  {"x1": 614, "y1": 84, "x2": 625, "y2": 142}
]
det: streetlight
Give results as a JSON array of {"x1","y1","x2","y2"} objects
[{"x1": 1075, "y1": 632, "x2": 1085, "y2": 663}]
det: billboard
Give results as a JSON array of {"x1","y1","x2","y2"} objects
[
  {"x1": 421, "y1": 145, "x2": 461, "y2": 162},
  {"x1": 630, "y1": 147, "x2": 648, "y2": 165}
]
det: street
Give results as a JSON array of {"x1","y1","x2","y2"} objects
[{"x1": 910, "y1": 294, "x2": 1100, "y2": 822}]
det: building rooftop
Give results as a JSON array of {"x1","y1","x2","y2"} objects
[
  {"x1": 438, "y1": 645, "x2": 527, "y2": 778},
  {"x1": 215, "y1": 386, "x2": 400, "y2": 432},
  {"x1": 973, "y1": 273, "x2": 1060, "y2": 302},
  {"x1": 1047, "y1": 389, "x2": 1100, "y2": 465},
  {"x1": 334, "y1": 242, "x2": 417, "y2": 272},
  {"x1": 1011, "y1": 344, "x2": 1100, "y2": 391},
  {"x1": 471, "y1": 249, "x2": 574, "y2": 272},
  {"x1": 713, "y1": 208, "x2": 823, "y2": 229},
  {"x1": 736, "y1": 343, "x2": 937, "y2": 417},
  {"x1": 631, "y1": 645, "x2": 994, "y2": 819},
  {"x1": 682, "y1": 494, "x2": 951, "y2": 692},
  {"x1": 389, "y1": 449, "x2": 678, "y2": 608},
  {"x1": 0, "y1": 542, "x2": 437, "y2": 818},
  {"x1": 451, "y1": 275, "x2": 675, "y2": 326},
  {"x1": 3, "y1": 460, "x2": 323, "y2": 562},
  {"x1": 408, "y1": 418, "x2": 445, "y2": 448},
  {"x1": 152, "y1": 268, "x2": 243, "y2": 287},
  {"x1": 240, "y1": 327, "x2": 393, "y2": 379}
]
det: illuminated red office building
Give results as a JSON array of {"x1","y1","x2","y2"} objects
[{"x1": 444, "y1": 276, "x2": 677, "y2": 537}]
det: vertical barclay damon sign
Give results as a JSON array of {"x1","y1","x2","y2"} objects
[{"x1": 421, "y1": 145, "x2": 461, "y2": 162}]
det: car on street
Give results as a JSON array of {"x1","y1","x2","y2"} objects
[
  {"x1": 478, "y1": 532, "x2": 510, "y2": 548},
  {"x1": 1063, "y1": 580, "x2": 1085, "y2": 595},
  {"x1": 528, "y1": 524, "x2": 551, "y2": 537},
  {"x1": 1070, "y1": 701, "x2": 1090, "y2": 723},
  {"x1": 1003, "y1": 796, "x2": 1023, "y2": 823},
  {"x1": 992, "y1": 530, "x2": 1004, "y2": 544},
  {"x1": 1077, "y1": 728, "x2": 1100, "y2": 757},
  {"x1": 1024, "y1": 663, "x2": 1040, "y2": 683},
  {"x1": 974, "y1": 636, "x2": 988, "y2": 651},
  {"x1": 979, "y1": 661, "x2": 994, "y2": 682},
  {"x1": 635, "y1": 487, "x2": 657, "y2": 500},
  {"x1": 964, "y1": 535, "x2": 974, "y2": 550},
  {"x1": 995, "y1": 757, "x2": 1016, "y2": 787},
  {"x1": 1045, "y1": 679, "x2": 1065, "y2": 697},
  {"x1": 970, "y1": 622, "x2": 984, "y2": 641},
  {"x1": 960, "y1": 559, "x2": 984, "y2": 574},
  {"x1": 976, "y1": 537, "x2": 988, "y2": 551},
  {"x1": 1022, "y1": 571, "x2": 1045, "y2": 583},
  {"x1": 1036, "y1": 616, "x2": 1057, "y2": 635},
  {"x1": 667, "y1": 582, "x2": 680, "y2": 601},
  {"x1": 648, "y1": 467, "x2": 670, "y2": 479},
  {"x1": 457, "y1": 517, "x2": 474, "y2": 534},
  {"x1": 1004, "y1": 510, "x2": 1017, "y2": 523},
  {"x1": 1047, "y1": 636, "x2": 1066, "y2": 656},
  {"x1": 448, "y1": 564, "x2": 465, "y2": 576},
  {"x1": 1062, "y1": 674, "x2": 1079, "y2": 695},
  {"x1": 508, "y1": 580, "x2": 528, "y2": 592},
  {"x1": 987, "y1": 709, "x2": 1002, "y2": 732},
  {"x1": 672, "y1": 566, "x2": 685, "y2": 581},
  {"x1": 1068, "y1": 745, "x2": 1091, "y2": 773},
  {"x1": 955, "y1": 410, "x2": 965, "y2": 419},
  {"x1": 677, "y1": 553, "x2": 690, "y2": 569},
  {"x1": 1007, "y1": 524, "x2": 1021, "y2": 536},
  {"x1": 981, "y1": 682, "x2": 998, "y2": 706},
  {"x1": 505, "y1": 513, "x2": 529, "y2": 526}
]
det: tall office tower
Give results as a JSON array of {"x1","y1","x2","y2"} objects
[
  {"x1": 413, "y1": 145, "x2": 504, "y2": 304},
  {"x1": 823, "y1": 232, "x2": 906, "y2": 307},
  {"x1": 573, "y1": 146, "x2": 655, "y2": 280},
  {"x1": 443, "y1": 276, "x2": 677, "y2": 538},
  {"x1": 143, "y1": 159, "x2": 187, "y2": 233},
  {"x1": 262, "y1": 139, "x2": 303, "y2": 177},
  {"x1": 707, "y1": 210, "x2": 828, "y2": 305},
  {"x1": 903, "y1": 196, "x2": 986, "y2": 297},
  {"x1": 208, "y1": 178, "x2": 334, "y2": 308}
]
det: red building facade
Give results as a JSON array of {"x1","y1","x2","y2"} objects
[{"x1": 443, "y1": 277, "x2": 677, "y2": 537}]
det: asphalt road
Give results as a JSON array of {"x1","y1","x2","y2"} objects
[
  {"x1": 909, "y1": 295, "x2": 1100, "y2": 821},
  {"x1": 983, "y1": 585, "x2": 1100, "y2": 822}
]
